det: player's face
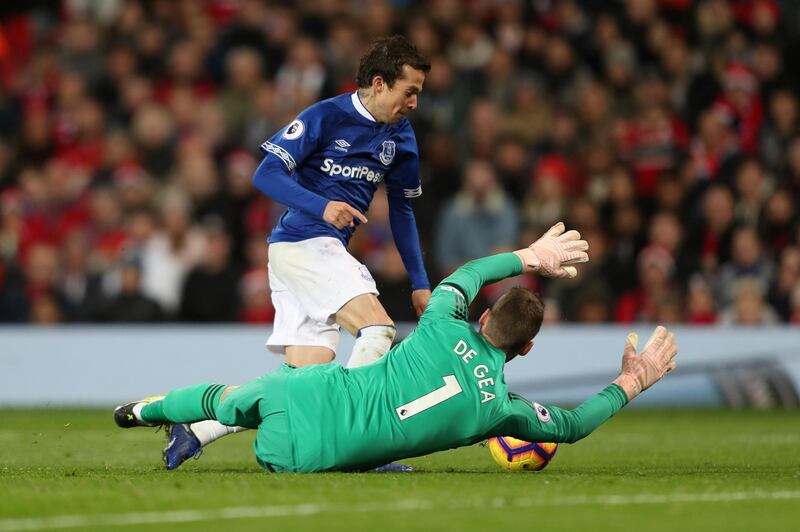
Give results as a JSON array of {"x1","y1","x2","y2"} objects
[{"x1": 380, "y1": 65, "x2": 425, "y2": 123}]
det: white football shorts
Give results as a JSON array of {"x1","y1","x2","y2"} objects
[{"x1": 266, "y1": 237, "x2": 378, "y2": 355}]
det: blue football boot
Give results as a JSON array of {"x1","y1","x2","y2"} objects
[{"x1": 163, "y1": 423, "x2": 202, "y2": 470}]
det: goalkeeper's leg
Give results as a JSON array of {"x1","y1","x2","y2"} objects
[
  {"x1": 114, "y1": 383, "x2": 229, "y2": 427},
  {"x1": 115, "y1": 383, "x2": 255, "y2": 470}
]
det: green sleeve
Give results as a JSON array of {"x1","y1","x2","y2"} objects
[
  {"x1": 496, "y1": 384, "x2": 629, "y2": 444},
  {"x1": 419, "y1": 253, "x2": 523, "y2": 324}
]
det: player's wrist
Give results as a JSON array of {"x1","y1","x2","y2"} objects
[
  {"x1": 612, "y1": 374, "x2": 641, "y2": 401},
  {"x1": 513, "y1": 249, "x2": 540, "y2": 273}
]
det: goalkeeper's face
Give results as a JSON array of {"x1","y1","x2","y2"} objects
[{"x1": 379, "y1": 65, "x2": 425, "y2": 123}]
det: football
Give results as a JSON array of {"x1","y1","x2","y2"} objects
[{"x1": 487, "y1": 436, "x2": 558, "y2": 472}]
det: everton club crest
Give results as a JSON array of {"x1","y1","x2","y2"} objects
[{"x1": 379, "y1": 140, "x2": 396, "y2": 166}]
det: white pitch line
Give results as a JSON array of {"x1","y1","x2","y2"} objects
[{"x1": 1, "y1": 490, "x2": 798, "y2": 531}]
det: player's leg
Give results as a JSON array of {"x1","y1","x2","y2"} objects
[
  {"x1": 335, "y1": 293, "x2": 396, "y2": 368},
  {"x1": 267, "y1": 238, "x2": 397, "y2": 368},
  {"x1": 284, "y1": 345, "x2": 334, "y2": 366},
  {"x1": 114, "y1": 384, "x2": 230, "y2": 428},
  {"x1": 266, "y1": 244, "x2": 340, "y2": 365},
  {"x1": 163, "y1": 385, "x2": 249, "y2": 470}
]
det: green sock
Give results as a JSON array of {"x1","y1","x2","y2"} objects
[{"x1": 140, "y1": 384, "x2": 226, "y2": 424}]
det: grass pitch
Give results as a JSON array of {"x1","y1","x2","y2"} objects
[{"x1": 0, "y1": 409, "x2": 798, "y2": 531}]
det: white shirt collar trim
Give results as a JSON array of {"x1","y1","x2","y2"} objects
[{"x1": 351, "y1": 91, "x2": 376, "y2": 122}]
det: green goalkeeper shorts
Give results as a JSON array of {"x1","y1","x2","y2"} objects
[{"x1": 216, "y1": 364, "x2": 295, "y2": 472}]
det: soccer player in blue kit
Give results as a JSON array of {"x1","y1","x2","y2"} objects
[{"x1": 164, "y1": 36, "x2": 433, "y2": 468}]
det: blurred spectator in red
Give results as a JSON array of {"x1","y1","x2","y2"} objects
[
  {"x1": 87, "y1": 187, "x2": 127, "y2": 269},
  {"x1": 23, "y1": 242, "x2": 63, "y2": 321},
  {"x1": 618, "y1": 73, "x2": 689, "y2": 196},
  {"x1": 521, "y1": 155, "x2": 573, "y2": 235},
  {"x1": 647, "y1": 211, "x2": 689, "y2": 279},
  {"x1": 712, "y1": 63, "x2": 763, "y2": 156},
  {"x1": 686, "y1": 275, "x2": 718, "y2": 324},
  {"x1": 616, "y1": 245, "x2": 678, "y2": 323},
  {"x1": 685, "y1": 107, "x2": 738, "y2": 182},
  {"x1": 686, "y1": 184, "x2": 737, "y2": 275}
]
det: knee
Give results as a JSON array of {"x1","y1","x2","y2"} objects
[
  {"x1": 336, "y1": 293, "x2": 393, "y2": 333},
  {"x1": 220, "y1": 385, "x2": 239, "y2": 402},
  {"x1": 215, "y1": 388, "x2": 240, "y2": 425}
]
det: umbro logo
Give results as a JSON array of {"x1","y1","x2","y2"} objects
[{"x1": 334, "y1": 139, "x2": 351, "y2": 152}]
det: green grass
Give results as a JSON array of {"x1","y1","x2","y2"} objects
[{"x1": 0, "y1": 409, "x2": 799, "y2": 531}]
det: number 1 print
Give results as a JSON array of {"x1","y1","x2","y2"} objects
[{"x1": 395, "y1": 375, "x2": 463, "y2": 420}]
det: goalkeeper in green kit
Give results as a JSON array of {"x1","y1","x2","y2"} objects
[{"x1": 114, "y1": 222, "x2": 678, "y2": 472}]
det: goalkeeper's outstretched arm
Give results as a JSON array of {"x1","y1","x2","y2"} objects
[
  {"x1": 421, "y1": 222, "x2": 589, "y2": 322},
  {"x1": 498, "y1": 326, "x2": 679, "y2": 444}
]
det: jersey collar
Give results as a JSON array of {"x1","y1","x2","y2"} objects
[{"x1": 351, "y1": 91, "x2": 377, "y2": 122}]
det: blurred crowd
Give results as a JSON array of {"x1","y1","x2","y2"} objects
[{"x1": 1, "y1": 0, "x2": 799, "y2": 326}]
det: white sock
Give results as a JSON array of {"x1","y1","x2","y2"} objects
[
  {"x1": 132, "y1": 396, "x2": 163, "y2": 422},
  {"x1": 132, "y1": 403, "x2": 147, "y2": 422},
  {"x1": 346, "y1": 324, "x2": 396, "y2": 368},
  {"x1": 189, "y1": 420, "x2": 248, "y2": 447}
]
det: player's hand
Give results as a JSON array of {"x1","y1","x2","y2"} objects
[
  {"x1": 613, "y1": 326, "x2": 678, "y2": 401},
  {"x1": 514, "y1": 222, "x2": 589, "y2": 278},
  {"x1": 323, "y1": 201, "x2": 368, "y2": 229},
  {"x1": 411, "y1": 289, "x2": 431, "y2": 317}
]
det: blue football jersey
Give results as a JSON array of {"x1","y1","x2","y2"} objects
[{"x1": 260, "y1": 92, "x2": 422, "y2": 245}]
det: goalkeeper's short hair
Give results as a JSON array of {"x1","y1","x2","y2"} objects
[{"x1": 485, "y1": 287, "x2": 544, "y2": 356}]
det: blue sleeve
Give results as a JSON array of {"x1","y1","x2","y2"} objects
[
  {"x1": 255, "y1": 106, "x2": 332, "y2": 217},
  {"x1": 387, "y1": 194, "x2": 429, "y2": 290},
  {"x1": 251, "y1": 156, "x2": 328, "y2": 217},
  {"x1": 385, "y1": 126, "x2": 422, "y2": 201},
  {"x1": 260, "y1": 106, "x2": 324, "y2": 173}
]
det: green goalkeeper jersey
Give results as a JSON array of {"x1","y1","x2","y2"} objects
[{"x1": 265, "y1": 253, "x2": 627, "y2": 472}]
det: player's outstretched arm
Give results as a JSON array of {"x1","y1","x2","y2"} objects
[
  {"x1": 421, "y1": 222, "x2": 589, "y2": 322},
  {"x1": 499, "y1": 326, "x2": 678, "y2": 444}
]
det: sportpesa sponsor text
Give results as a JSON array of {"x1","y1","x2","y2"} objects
[{"x1": 320, "y1": 158, "x2": 384, "y2": 183}]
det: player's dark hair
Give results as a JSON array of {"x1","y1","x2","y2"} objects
[
  {"x1": 485, "y1": 288, "x2": 545, "y2": 356},
  {"x1": 356, "y1": 35, "x2": 430, "y2": 88}
]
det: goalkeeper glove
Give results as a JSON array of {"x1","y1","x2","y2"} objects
[
  {"x1": 613, "y1": 326, "x2": 678, "y2": 401},
  {"x1": 514, "y1": 222, "x2": 589, "y2": 278}
]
